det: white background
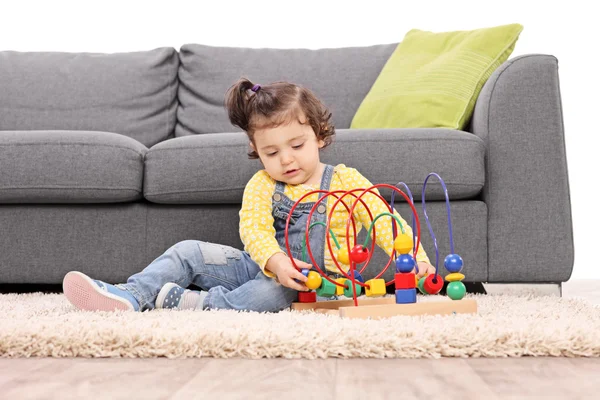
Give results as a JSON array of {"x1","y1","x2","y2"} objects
[{"x1": 1, "y1": 0, "x2": 597, "y2": 278}]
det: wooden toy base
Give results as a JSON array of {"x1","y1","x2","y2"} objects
[{"x1": 291, "y1": 297, "x2": 477, "y2": 319}]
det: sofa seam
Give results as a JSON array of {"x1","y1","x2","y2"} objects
[
  {"x1": 554, "y1": 57, "x2": 575, "y2": 277},
  {"x1": 145, "y1": 182, "x2": 485, "y2": 196},
  {"x1": 485, "y1": 57, "x2": 510, "y2": 283},
  {"x1": 165, "y1": 52, "x2": 169, "y2": 145},
  {"x1": 483, "y1": 54, "x2": 544, "y2": 283},
  {"x1": 0, "y1": 186, "x2": 141, "y2": 192},
  {"x1": 144, "y1": 196, "x2": 149, "y2": 271},
  {"x1": 166, "y1": 50, "x2": 176, "y2": 143},
  {"x1": 148, "y1": 137, "x2": 485, "y2": 152},
  {"x1": 0, "y1": 142, "x2": 146, "y2": 157}
]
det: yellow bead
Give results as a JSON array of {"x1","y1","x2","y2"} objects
[
  {"x1": 394, "y1": 234, "x2": 413, "y2": 254},
  {"x1": 337, "y1": 248, "x2": 350, "y2": 265},
  {"x1": 335, "y1": 277, "x2": 347, "y2": 295},
  {"x1": 365, "y1": 279, "x2": 386, "y2": 297},
  {"x1": 445, "y1": 272, "x2": 465, "y2": 282},
  {"x1": 306, "y1": 271, "x2": 322, "y2": 290}
]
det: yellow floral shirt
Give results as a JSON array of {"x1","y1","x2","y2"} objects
[{"x1": 239, "y1": 164, "x2": 430, "y2": 277}]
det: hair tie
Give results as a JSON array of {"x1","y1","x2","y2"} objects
[{"x1": 251, "y1": 84, "x2": 261, "y2": 93}]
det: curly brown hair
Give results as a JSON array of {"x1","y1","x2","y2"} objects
[{"x1": 225, "y1": 78, "x2": 335, "y2": 159}]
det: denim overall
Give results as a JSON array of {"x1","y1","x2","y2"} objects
[
  {"x1": 119, "y1": 165, "x2": 335, "y2": 313},
  {"x1": 271, "y1": 164, "x2": 334, "y2": 267}
]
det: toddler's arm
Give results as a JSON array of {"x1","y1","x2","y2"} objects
[
  {"x1": 265, "y1": 253, "x2": 311, "y2": 291},
  {"x1": 239, "y1": 171, "x2": 289, "y2": 278}
]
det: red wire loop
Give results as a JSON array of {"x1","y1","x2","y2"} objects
[{"x1": 285, "y1": 185, "x2": 421, "y2": 307}]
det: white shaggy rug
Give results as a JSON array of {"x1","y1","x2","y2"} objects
[{"x1": 1, "y1": 292, "x2": 599, "y2": 359}]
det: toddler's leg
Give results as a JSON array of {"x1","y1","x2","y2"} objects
[
  {"x1": 203, "y1": 272, "x2": 299, "y2": 312},
  {"x1": 118, "y1": 240, "x2": 232, "y2": 310},
  {"x1": 64, "y1": 240, "x2": 239, "y2": 312},
  {"x1": 169, "y1": 241, "x2": 298, "y2": 312},
  {"x1": 64, "y1": 240, "x2": 297, "y2": 313}
]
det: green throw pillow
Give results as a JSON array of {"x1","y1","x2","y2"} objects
[{"x1": 351, "y1": 23, "x2": 524, "y2": 130}]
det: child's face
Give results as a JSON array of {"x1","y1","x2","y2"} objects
[{"x1": 251, "y1": 117, "x2": 324, "y2": 186}]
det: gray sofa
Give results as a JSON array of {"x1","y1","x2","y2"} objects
[{"x1": 0, "y1": 44, "x2": 574, "y2": 287}]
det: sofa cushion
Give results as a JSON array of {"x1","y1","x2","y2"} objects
[
  {"x1": 351, "y1": 24, "x2": 523, "y2": 131},
  {"x1": 144, "y1": 129, "x2": 484, "y2": 204},
  {"x1": 0, "y1": 131, "x2": 147, "y2": 203},
  {"x1": 176, "y1": 43, "x2": 397, "y2": 136},
  {"x1": 0, "y1": 48, "x2": 179, "y2": 148}
]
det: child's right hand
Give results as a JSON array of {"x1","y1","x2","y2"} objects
[{"x1": 265, "y1": 253, "x2": 311, "y2": 291}]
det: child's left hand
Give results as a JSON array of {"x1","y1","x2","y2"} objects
[{"x1": 414, "y1": 262, "x2": 436, "y2": 278}]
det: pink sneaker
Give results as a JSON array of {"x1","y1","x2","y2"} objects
[{"x1": 63, "y1": 271, "x2": 140, "y2": 311}]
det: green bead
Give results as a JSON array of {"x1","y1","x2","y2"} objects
[
  {"x1": 446, "y1": 281, "x2": 466, "y2": 300},
  {"x1": 343, "y1": 279, "x2": 362, "y2": 298},
  {"x1": 417, "y1": 276, "x2": 427, "y2": 294},
  {"x1": 316, "y1": 277, "x2": 337, "y2": 298}
]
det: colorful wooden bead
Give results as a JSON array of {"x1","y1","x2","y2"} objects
[
  {"x1": 446, "y1": 281, "x2": 466, "y2": 300},
  {"x1": 335, "y1": 277, "x2": 347, "y2": 295},
  {"x1": 350, "y1": 245, "x2": 370, "y2": 264},
  {"x1": 395, "y1": 253, "x2": 415, "y2": 273},
  {"x1": 343, "y1": 279, "x2": 362, "y2": 297},
  {"x1": 298, "y1": 291, "x2": 317, "y2": 303},
  {"x1": 337, "y1": 248, "x2": 350, "y2": 265},
  {"x1": 395, "y1": 288, "x2": 417, "y2": 304},
  {"x1": 351, "y1": 269, "x2": 364, "y2": 283},
  {"x1": 305, "y1": 271, "x2": 322, "y2": 290},
  {"x1": 423, "y1": 274, "x2": 444, "y2": 295},
  {"x1": 365, "y1": 279, "x2": 386, "y2": 297},
  {"x1": 295, "y1": 268, "x2": 311, "y2": 284},
  {"x1": 394, "y1": 272, "x2": 416, "y2": 289},
  {"x1": 444, "y1": 254, "x2": 464, "y2": 273},
  {"x1": 315, "y1": 277, "x2": 337, "y2": 298},
  {"x1": 417, "y1": 276, "x2": 427, "y2": 294},
  {"x1": 445, "y1": 272, "x2": 465, "y2": 282},
  {"x1": 394, "y1": 234, "x2": 413, "y2": 254}
]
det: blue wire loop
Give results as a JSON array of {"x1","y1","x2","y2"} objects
[
  {"x1": 422, "y1": 173, "x2": 455, "y2": 277},
  {"x1": 389, "y1": 182, "x2": 415, "y2": 259}
]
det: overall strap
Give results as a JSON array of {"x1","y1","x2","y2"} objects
[
  {"x1": 272, "y1": 164, "x2": 334, "y2": 204},
  {"x1": 319, "y1": 164, "x2": 335, "y2": 191}
]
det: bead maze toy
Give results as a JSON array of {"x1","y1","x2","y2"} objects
[{"x1": 289, "y1": 173, "x2": 477, "y2": 319}]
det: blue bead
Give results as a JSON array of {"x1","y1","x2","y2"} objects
[
  {"x1": 444, "y1": 254, "x2": 464, "y2": 273},
  {"x1": 395, "y1": 288, "x2": 417, "y2": 304},
  {"x1": 395, "y1": 254, "x2": 415, "y2": 273},
  {"x1": 351, "y1": 270, "x2": 364, "y2": 283},
  {"x1": 295, "y1": 268, "x2": 310, "y2": 283}
]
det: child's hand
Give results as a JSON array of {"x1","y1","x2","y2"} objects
[
  {"x1": 414, "y1": 262, "x2": 436, "y2": 278},
  {"x1": 265, "y1": 253, "x2": 311, "y2": 291}
]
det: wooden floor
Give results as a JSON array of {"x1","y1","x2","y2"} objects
[{"x1": 1, "y1": 279, "x2": 599, "y2": 400}]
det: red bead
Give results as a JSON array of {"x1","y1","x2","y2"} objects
[
  {"x1": 297, "y1": 291, "x2": 317, "y2": 303},
  {"x1": 395, "y1": 272, "x2": 416, "y2": 289},
  {"x1": 423, "y1": 274, "x2": 444, "y2": 294},
  {"x1": 350, "y1": 245, "x2": 370, "y2": 264}
]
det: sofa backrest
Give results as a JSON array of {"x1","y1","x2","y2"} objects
[
  {"x1": 176, "y1": 43, "x2": 397, "y2": 136},
  {"x1": 0, "y1": 44, "x2": 397, "y2": 145},
  {"x1": 0, "y1": 48, "x2": 179, "y2": 148}
]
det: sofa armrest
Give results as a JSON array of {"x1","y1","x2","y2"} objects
[{"x1": 470, "y1": 54, "x2": 574, "y2": 283}]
